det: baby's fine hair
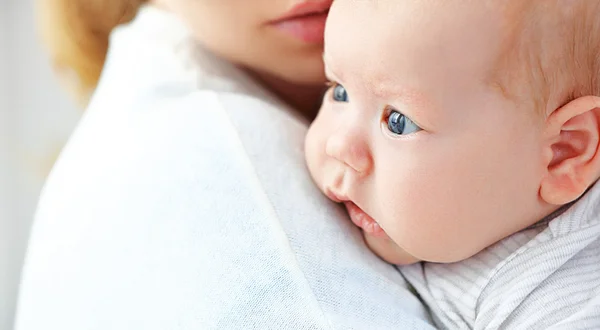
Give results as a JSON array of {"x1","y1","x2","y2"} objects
[{"x1": 492, "y1": 0, "x2": 600, "y2": 115}]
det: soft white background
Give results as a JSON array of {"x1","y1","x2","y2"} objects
[{"x1": 1, "y1": 0, "x2": 80, "y2": 328}]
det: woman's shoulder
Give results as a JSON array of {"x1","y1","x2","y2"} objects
[
  {"x1": 45, "y1": 4, "x2": 307, "y2": 205},
  {"x1": 35, "y1": 4, "x2": 312, "y2": 234},
  {"x1": 25, "y1": 84, "x2": 433, "y2": 329}
]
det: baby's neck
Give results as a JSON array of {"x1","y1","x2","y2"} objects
[{"x1": 527, "y1": 203, "x2": 575, "y2": 231}]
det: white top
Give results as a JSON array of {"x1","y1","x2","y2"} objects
[
  {"x1": 15, "y1": 7, "x2": 433, "y2": 330},
  {"x1": 402, "y1": 183, "x2": 600, "y2": 329}
]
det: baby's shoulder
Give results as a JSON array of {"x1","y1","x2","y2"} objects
[
  {"x1": 475, "y1": 223, "x2": 600, "y2": 329},
  {"x1": 403, "y1": 219, "x2": 600, "y2": 329}
]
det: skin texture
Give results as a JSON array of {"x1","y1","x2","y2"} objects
[
  {"x1": 305, "y1": 0, "x2": 600, "y2": 264},
  {"x1": 155, "y1": 0, "x2": 330, "y2": 116}
]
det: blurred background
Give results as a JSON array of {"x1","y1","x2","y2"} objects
[{"x1": 1, "y1": 0, "x2": 81, "y2": 328}]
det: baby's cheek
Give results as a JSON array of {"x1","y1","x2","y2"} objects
[
  {"x1": 304, "y1": 124, "x2": 326, "y2": 184},
  {"x1": 363, "y1": 232, "x2": 421, "y2": 265}
]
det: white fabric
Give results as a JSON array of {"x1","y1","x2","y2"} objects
[
  {"x1": 15, "y1": 7, "x2": 433, "y2": 330},
  {"x1": 402, "y1": 183, "x2": 600, "y2": 330}
]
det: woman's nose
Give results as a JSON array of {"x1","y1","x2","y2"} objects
[{"x1": 325, "y1": 127, "x2": 373, "y2": 175}]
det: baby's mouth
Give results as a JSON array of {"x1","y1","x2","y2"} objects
[{"x1": 344, "y1": 202, "x2": 387, "y2": 237}]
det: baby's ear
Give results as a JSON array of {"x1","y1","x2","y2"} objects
[{"x1": 540, "y1": 96, "x2": 600, "y2": 205}]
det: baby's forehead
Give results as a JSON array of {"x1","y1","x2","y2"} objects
[{"x1": 326, "y1": 0, "x2": 511, "y2": 94}]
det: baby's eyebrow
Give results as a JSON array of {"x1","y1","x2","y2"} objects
[
  {"x1": 371, "y1": 81, "x2": 437, "y2": 125},
  {"x1": 369, "y1": 80, "x2": 428, "y2": 107},
  {"x1": 324, "y1": 52, "x2": 432, "y2": 113},
  {"x1": 323, "y1": 60, "x2": 348, "y2": 86},
  {"x1": 322, "y1": 53, "x2": 339, "y2": 79}
]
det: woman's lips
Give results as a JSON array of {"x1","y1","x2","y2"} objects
[
  {"x1": 344, "y1": 202, "x2": 387, "y2": 237},
  {"x1": 271, "y1": 13, "x2": 328, "y2": 44},
  {"x1": 270, "y1": 1, "x2": 332, "y2": 44}
]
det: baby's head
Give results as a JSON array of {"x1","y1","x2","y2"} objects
[{"x1": 306, "y1": 0, "x2": 600, "y2": 264}]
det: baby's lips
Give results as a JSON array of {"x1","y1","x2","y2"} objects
[
  {"x1": 366, "y1": 222, "x2": 388, "y2": 238},
  {"x1": 344, "y1": 201, "x2": 388, "y2": 237}
]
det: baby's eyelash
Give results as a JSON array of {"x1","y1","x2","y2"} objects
[{"x1": 325, "y1": 80, "x2": 338, "y2": 88}]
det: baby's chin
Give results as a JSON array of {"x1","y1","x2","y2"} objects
[{"x1": 363, "y1": 232, "x2": 421, "y2": 265}]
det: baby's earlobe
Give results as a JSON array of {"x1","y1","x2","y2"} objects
[{"x1": 540, "y1": 96, "x2": 600, "y2": 205}]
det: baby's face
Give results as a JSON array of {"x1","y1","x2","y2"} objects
[{"x1": 306, "y1": 1, "x2": 553, "y2": 263}]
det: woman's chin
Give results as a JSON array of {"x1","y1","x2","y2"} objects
[{"x1": 363, "y1": 232, "x2": 421, "y2": 265}]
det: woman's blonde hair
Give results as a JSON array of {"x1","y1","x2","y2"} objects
[{"x1": 37, "y1": 0, "x2": 147, "y2": 105}]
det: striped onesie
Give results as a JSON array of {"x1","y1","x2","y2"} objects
[{"x1": 401, "y1": 182, "x2": 600, "y2": 329}]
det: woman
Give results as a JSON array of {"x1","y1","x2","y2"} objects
[{"x1": 15, "y1": 1, "x2": 433, "y2": 328}]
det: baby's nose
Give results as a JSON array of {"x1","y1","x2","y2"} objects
[{"x1": 325, "y1": 127, "x2": 373, "y2": 175}]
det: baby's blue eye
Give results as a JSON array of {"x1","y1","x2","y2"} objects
[
  {"x1": 332, "y1": 84, "x2": 349, "y2": 102},
  {"x1": 387, "y1": 110, "x2": 421, "y2": 135}
]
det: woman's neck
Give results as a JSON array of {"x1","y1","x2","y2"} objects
[{"x1": 246, "y1": 70, "x2": 326, "y2": 122}]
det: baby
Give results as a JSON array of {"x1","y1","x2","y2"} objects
[{"x1": 306, "y1": 0, "x2": 600, "y2": 328}]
